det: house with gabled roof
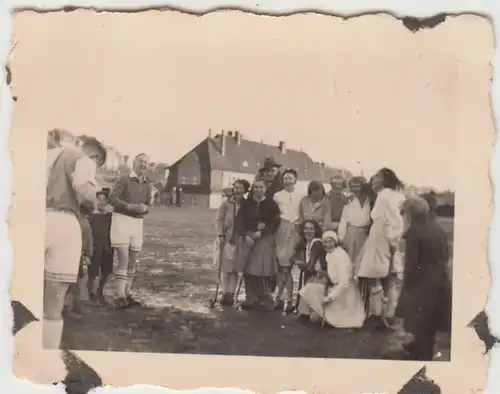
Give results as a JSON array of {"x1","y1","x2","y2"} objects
[{"x1": 166, "y1": 130, "x2": 352, "y2": 209}]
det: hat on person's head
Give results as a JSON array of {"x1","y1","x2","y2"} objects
[
  {"x1": 260, "y1": 157, "x2": 282, "y2": 172},
  {"x1": 322, "y1": 230, "x2": 339, "y2": 244}
]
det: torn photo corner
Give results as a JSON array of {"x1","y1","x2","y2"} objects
[{"x1": 8, "y1": 9, "x2": 494, "y2": 394}]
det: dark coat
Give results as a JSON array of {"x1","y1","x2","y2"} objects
[
  {"x1": 395, "y1": 219, "x2": 451, "y2": 336},
  {"x1": 235, "y1": 196, "x2": 281, "y2": 238},
  {"x1": 249, "y1": 173, "x2": 284, "y2": 199},
  {"x1": 293, "y1": 238, "x2": 327, "y2": 273}
]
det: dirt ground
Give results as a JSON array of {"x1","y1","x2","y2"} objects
[{"x1": 62, "y1": 207, "x2": 452, "y2": 360}]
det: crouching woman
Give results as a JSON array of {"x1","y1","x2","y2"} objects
[{"x1": 299, "y1": 231, "x2": 365, "y2": 328}]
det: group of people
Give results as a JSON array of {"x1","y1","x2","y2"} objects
[
  {"x1": 45, "y1": 130, "x2": 155, "y2": 349},
  {"x1": 214, "y1": 156, "x2": 452, "y2": 361}
]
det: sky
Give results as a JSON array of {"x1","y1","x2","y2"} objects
[{"x1": 12, "y1": 11, "x2": 459, "y2": 190}]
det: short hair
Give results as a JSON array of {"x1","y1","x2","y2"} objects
[
  {"x1": 282, "y1": 168, "x2": 298, "y2": 179},
  {"x1": 82, "y1": 137, "x2": 107, "y2": 166},
  {"x1": 307, "y1": 181, "x2": 325, "y2": 196},
  {"x1": 404, "y1": 197, "x2": 430, "y2": 221},
  {"x1": 233, "y1": 179, "x2": 251, "y2": 193},
  {"x1": 349, "y1": 176, "x2": 367, "y2": 189}
]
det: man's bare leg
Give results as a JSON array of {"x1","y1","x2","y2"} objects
[{"x1": 43, "y1": 279, "x2": 70, "y2": 349}]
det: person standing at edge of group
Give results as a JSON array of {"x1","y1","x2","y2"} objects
[
  {"x1": 299, "y1": 181, "x2": 333, "y2": 231},
  {"x1": 45, "y1": 135, "x2": 106, "y2": 349},
  {"x1": 338, "y1": 176, "x2": 372, "y2": 313},
  {"x1": 328, "y1": 175, "x2": 349, "y2": 231},
  {"x1": 273, "y1": 169, "x2": 303, "y2": 312},
  {"x1": 394, "y1": 196, "x2": 450, "y2": 360},
  {"x1": 234, "y1": 177, "x2": 281, "y2": 310},
  {"x1": 108, "y1": 153, "x2": 154, "y2": 309},
  {"x1": 356, "y1": 168, "x2": 406, "y2": 329},
  {"x1": 87, "y1": 190, "x2": 114, "y2": 303},
  {"x1": 215, "y1": 179, "x2": 251, "y2": 306}
]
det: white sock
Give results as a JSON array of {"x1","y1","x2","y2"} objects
[
  {"x1": 116, "y1": 278, "x2": 127, "y2": 299},
  {"x1": 43, "y1": 319, "x2": 64, "y2": 349}
]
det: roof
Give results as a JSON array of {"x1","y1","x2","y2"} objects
[{"x1": 206, "y1": 134, "x2": 349, "y2": 183}]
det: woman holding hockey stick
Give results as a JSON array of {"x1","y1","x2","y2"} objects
[{"x1": 213, "y1": 179, "x2": 251, "y2": 306}]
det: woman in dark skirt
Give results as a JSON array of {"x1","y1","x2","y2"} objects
[
  {"x1": 234, "y1": 177, "x2": 281, "y2": 310},
  {"x1": 292, "y1": 219, "x2": 327, "y2": 318},
  {"x1": 395, "y1": 196, "x2": 450, "y2": 361}
]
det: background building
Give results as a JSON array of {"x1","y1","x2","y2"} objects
[{"x1": 167, "y1": 129, "x2": 352, "y2": 209}]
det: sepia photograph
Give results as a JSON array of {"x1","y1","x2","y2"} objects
[{"x1": 8, "y1": 8, "x2": 494, "y2": 394}]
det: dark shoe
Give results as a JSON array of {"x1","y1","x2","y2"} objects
[
  {"x1": 114, "y1": 297, "x2": 132, "y2": 309},
  {"x1": 273, "y1": 299, "x2": 284, "y2": 310},
  {"x1": 240, "y1": 300, "x2": 258, "y2": 310},
  {"x1": 220, "y1": 293, "x2": 234, "y2": 306},
  {"x1": 95, "y1": 293, "x2": 107, "y2": 305},
  {"x1": 126, "y1": 295, "x2": 141, "y2": 306},
  {"x1": 89, "y1": 292, "x2": 98, "y2": 302}
]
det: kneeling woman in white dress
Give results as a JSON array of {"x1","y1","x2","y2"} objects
[{"x1": 299, "y1": 231, "x2": 365, "y2": 328}]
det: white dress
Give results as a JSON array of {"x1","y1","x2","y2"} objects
[
  {"x1": 356, "y1": 188, "x2": 406, "y2": 278},
  {"x1": 299, "y1": 247, "x2": 365, "y2": 328}
]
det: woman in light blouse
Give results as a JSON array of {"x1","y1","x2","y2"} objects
[
  {"x1": 273, "y1": 169, "x2": 305, "y2": 312},
  {"x1": 338, "y1": 176, "x2": 371, "y2": 265},
  {"x1": 298, "y1": 181, "x2": 332, "y2": 231},
  {"x1": 339, "y1": 176, "x2": 372, "y2": 315}
]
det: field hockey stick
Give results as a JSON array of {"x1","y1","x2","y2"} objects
[
  {"x1": 321, "y1": 281, "x2": 329, "y2": 328},
  {"x1": 233, "y1": 239, "x2": 257, "y2": 307},
  {"x1": 209, "y1": 238, "x2": 225, "y2": 308},
  {"x1": 294, "y1": 268, "x2": 304, "y2": 311},
  {"x1": 274, "y1": 262, "x2": 294, "y2": 313},
  {"x1": 381, "y1": 246, "x2": 397, "y2": 327}
]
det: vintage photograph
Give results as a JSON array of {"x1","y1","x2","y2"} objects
[
  {"x1": 33, "y1": 11, "x2": 457, "y2": 362},
  {"x1": 13, "y1": 13, "x2": 499, "y2": 392}
]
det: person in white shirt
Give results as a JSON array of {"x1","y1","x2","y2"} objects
[
  {"x1": 338, "y1": 176, "x2": 371, "y2": 269},
  {"x1": 356, "y1": 168, "x2": 406, "y2": 329},
  {"x1": 45, "y1": 136, "x2": 106, "y2": 349},
  {"x1": 273, "y1": 169, "x2": 305, "y2": 312},
  {"x1": 299, "y1": 230, "x2": 365, "y2": 328}
]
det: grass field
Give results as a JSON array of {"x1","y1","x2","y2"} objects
[{"x1": 62, "y1": 207, "x2": 453, "y2": 359}]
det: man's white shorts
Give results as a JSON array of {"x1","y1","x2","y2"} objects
[
  {"x1": 45, "y1": 210, "x2": 82, "y2": 283},
  {"x1": 110, "y1": 212, "x2": 144, "y2": 252}
]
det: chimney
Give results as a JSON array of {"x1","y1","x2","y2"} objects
[
  {"x1": 220, "y1": 129, "x2": 226, "y2": 156},
  {"x1": 234, "y1": 131, "x2": 242, "y2": 145},
  {"x1": 208, "y1": 129, "x2": 212, "y2": 138},
  {"x1": 228, "y1": 131, "x2": 233, "y2": 137},
  {"x1": 278, "y1": 140, "x2": 287, "y2": 153}
]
